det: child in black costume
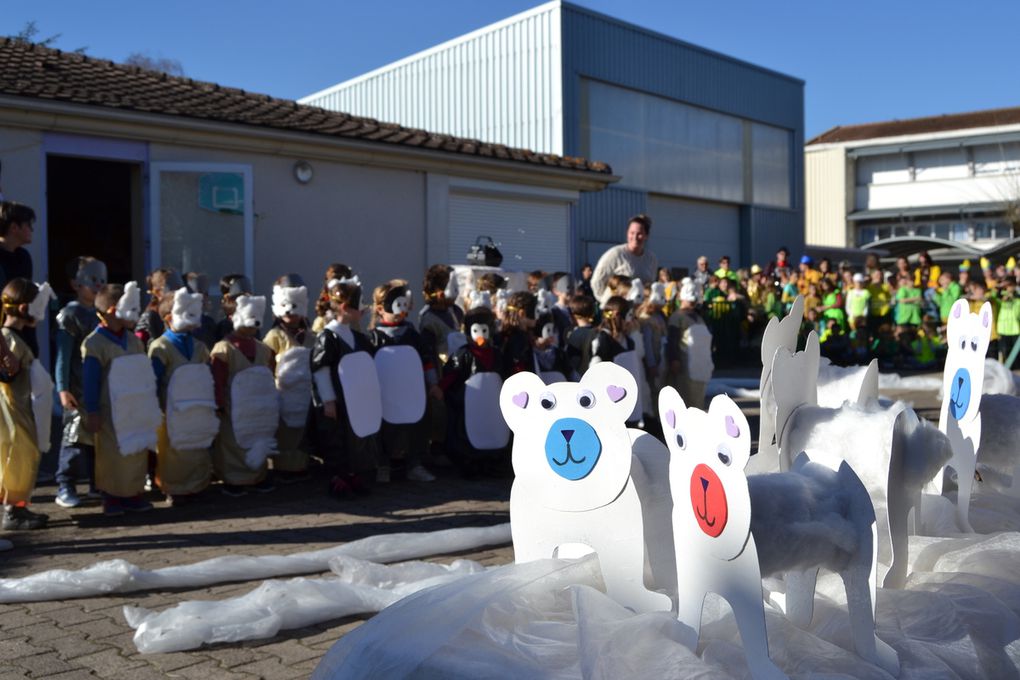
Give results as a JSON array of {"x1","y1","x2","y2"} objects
[{"x1": 500, "y1": 291, "x2": 538, "y2": 376}]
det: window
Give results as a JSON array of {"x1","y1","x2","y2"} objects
[
  {"x1": 913, "y1": 148, "x2": 968, "y2": 180},
  {"x1": 933, "y1": 223, "x2": 950, "y2": 240},
  {"x1": 973, "y1": 142, "x2": 1020, "y2": 175},
  {"x1": 857, "y1": 227, "x2": 878, "y2": 245},
  {"x1": 974, "y1": 221, "x2": 1012, "y2": 240},
  {"x1": 913, "y1": 224, "x2": 932, "y2": 237},
  {"x1": 950, "y1": 222, "x2": 970, "y2": 241}
]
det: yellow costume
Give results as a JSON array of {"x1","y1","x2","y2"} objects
[
  {"x1": 210, "y1": 338, "x2": 275, "y2": 485},
  {"x1": 149, "y1": 334, "x2": 213, "y2": 495},
  {"x1": 82, "y1": 328, "x2": 150, "y2": 498},
  {"x1": 263, "y1": 325, "x2": 314, "y2": 472},
  {"x1": 0, "y1": 328, "x2": 40, "y2": 505}
]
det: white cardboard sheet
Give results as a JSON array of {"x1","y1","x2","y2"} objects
[
  {"x1": 464, "y1": 372, "x2": 509, "y2": 450},
  {"x1": 375, "y1": 346, "x2": 426, "y2": 424},
  {"x1": 338, "y1": 351, "x2": 383, "y2": 438}
]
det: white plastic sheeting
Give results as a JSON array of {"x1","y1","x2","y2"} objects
[
  {"x1": 127, "y1": 556, "x2": 486, "y2": 653},
  {"x1": 0, "y1": 524, "x2": 511, "y2": 603}
]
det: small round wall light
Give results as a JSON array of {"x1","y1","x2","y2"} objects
[{"x1": 293, "y1": 161, "x2": 314, "y2": 184}]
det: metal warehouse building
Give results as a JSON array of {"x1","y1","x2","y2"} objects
[{"x1": 301, "y1": 0, "x2": 805, "y2": 272}]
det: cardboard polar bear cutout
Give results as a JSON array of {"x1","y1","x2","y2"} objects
[
  {"x1": 928, "y1": 299, "x2": 993, "y2": 532},
  {"x1": 26, "y1": 282, "x2": 56, "y2": 453},
  {"x1": 165, "y1": 289, "x2": 219, "y2": 450},
  {"x1": 499, "y1": 363, "x2": 672, "y2": 614},
  {"x1": 230, "y1": 295, "x2": 280, "y2": 469},
  {"x1": 107, "y1": 282, "x2": 162, "y2": 455},
  {"x1": 769, "y1": 332, "x2": 951, "y2": 589},
  {"x1": 271, "y1": 284, "x2": 314, "y2": 428},
  {"x1": 659, "y1": 390, "x2": 899, "y2": 679}
]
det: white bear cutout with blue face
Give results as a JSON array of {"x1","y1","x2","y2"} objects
[{"x1": 942, "y1": 299, "x2": 992, "y2": 426}]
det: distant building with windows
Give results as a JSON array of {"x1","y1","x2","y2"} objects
[
  {"x1": 806, "y1": 106, "x2": 1020, "y2": 257},
  {"x1": 301, "y1": 0, "x2": 805, "y2": 271}
]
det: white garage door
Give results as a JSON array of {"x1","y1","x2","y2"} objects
[
  {"x1": 448, "y1": 192, "x2": 570, "y2": 273},
  {"x1": 647, "y1": 195, "x2": 740, "y2": 271}
]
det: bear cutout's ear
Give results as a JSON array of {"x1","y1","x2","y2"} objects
[
  {"x1": 657, "y1": 385, "x2": 685, "y2": 434},
  {"x1": 761, "y1": 295, "x2": 803, "y2": 367},
  {"x1": 707, "y1": 394, "x2": 751, "y2": 470},
  {"x1": 948, "y1": 298, "x2": 969, "y2": 330},
  {"x1": 499, "y1": 371, "x2": 549, "y2": 432},
  {"x1": 580, "y1": 362, "x2": 637, "y2": 422},
  {"x1": 979, "y1": 301, "x2": 993, "y2": 332}
]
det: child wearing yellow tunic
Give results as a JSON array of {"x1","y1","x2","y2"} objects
[
  {"x1": 0, "y1": 279, "x2": 49, "y2": 530},
  {"x1": 82, "y1": 283, "x2": 155, "y2": 517},
  {"x1": 149, "y1": 291, "x2": 214, "y2": 503},
  {"x1": 265, "y1": 274, "x2": 314, "y2": 482},
  {"x1": 211, "y1": 295, "x2": 277, "y2": 496}
]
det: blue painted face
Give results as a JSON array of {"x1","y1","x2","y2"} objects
[
  {"x1": 544, "y1": 417, "x2": 601, "y2": 480},
  {"x1": 949, "y1": 367, "x2": 971, "y2": 420}
]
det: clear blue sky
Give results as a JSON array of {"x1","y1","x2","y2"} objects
[{"x1": 7, "y1": 0, "x2": 1020, "y2": 140}]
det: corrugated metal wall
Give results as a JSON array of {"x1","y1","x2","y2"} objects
[
  {"x1": 805, "y1": 147, "x2": 849, "y2": 247},
  {"x1": 745, "y1": 206, "x2": 805, "y2": 266},
  {"x1": 300, "y1": 3, "x2": 564, "y2": 155}
]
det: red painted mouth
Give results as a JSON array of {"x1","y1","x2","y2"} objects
[{"x1": 690, "y1": 463, "x2": 728, "y2": 538}]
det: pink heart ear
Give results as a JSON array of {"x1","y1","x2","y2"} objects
[
  {"x1": 953, "y1": 303, "x2": 963, "y2": 319},
  {"x1": 606, "y1": 385, "x2": 626, "y2": 403},
  {"x1": 982, "y1": 310, "x2": 991, "y2": 328},
  {"x1": 665, "y1": 409, "x2": 676, "y2": 429},
  {"x1": 725, "y1": 415, "x2": 740, "y2": 438},
  {"x1": 512, "y1": 392, "x2": 528, "y2": 409}
]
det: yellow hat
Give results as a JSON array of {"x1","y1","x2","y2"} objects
[
  {"x1": 959, "y1": 259, "x2": 971, "y2": 272},
  {"x1": 750, "y1": 264, "x2": 762, "y2": 274},
  {"x1": 1008, "y1": 256, "x2": 1017, "y2": 270},
  {"x1": 980, "y1": 257, "x2": 991, "y2": 271}
]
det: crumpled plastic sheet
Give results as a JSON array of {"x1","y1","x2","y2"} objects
[
  {"x1": 0, "y1": 523, "x2": 510, "y2": 603},
  {"x1": 126, "y1": 556, "x2": 486, "y2": 653},
  {"x1": 878, "y1": 372, "x2": 943, "y2": 393},
  {"x1": 707, "y1": 378, "x2": 761, "y2": 400},
  {"x1": 312, "y1": 525, "x2": 1020, "y2": 680}
]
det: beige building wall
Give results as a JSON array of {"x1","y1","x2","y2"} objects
[{"x1": 805, "y1": 146, "x2": 849, "y2": 247}]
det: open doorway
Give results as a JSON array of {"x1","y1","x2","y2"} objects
[{"x1": 46, "y1": 155, "x2": 143, "y2": 299}]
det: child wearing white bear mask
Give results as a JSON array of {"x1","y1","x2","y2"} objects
[
  {"x1": 264, "y1": 274, "x2": 315, "y2": 482},
  {"x1": 147, "y1": 288, "x2": 216, "y2": 503}
]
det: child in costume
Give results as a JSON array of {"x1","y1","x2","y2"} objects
[
  {"x1": 214, "y1": 274, "x2": 253, "y2": 343},
  {"x1": 136, "y1": 268, "x2": 184, "y2": 348},
  {"x1": 184, "y1": 272, "x2": 218, "y2": 349},
  {"x1": 639, "y1": 282, "x2": 669, "y2": 407},
  {"x1": 440, "y1": 306, "x2": 507, "y2": 476},
  {"x1": 264, "y1": 274, "x2": 314, "y2": 482},
  {"x1": 533, "y1": 311, "x2": 572, "y2": 381},
  {"x1": 312, "y1": 263, "x2": 353, "y2": 333},
  {"x1": 311, "y1": 275, "x2": 380, "y2": 496},
  {"x1": 546, "y1": 272, "x2": 576, "y2": 348},
  {"x1": 211, "y1": 294, "x2": 278, "y2": 496},
  {"x1": 0, "y1": 279, "x2": 55, "y2": 530},
  {"x1": 589, "y1": 296, "x2": 636, "y2": 365},
  {"x1": 148, "y1": 288, "x2": 217, "y2": 504},
  {"x1": 666, "y1": 278, "x2": 713, "y2": 410},
  {"x1": 418, "y1": 265, "x2": 464, "y2": 465},
  {"x1": 499, "y1": 291, "x2": 538, "y2": 375},
  {"x1": 83, "y1": 283, "x2": 161, "y2": 516},
  {"x1": 55, "y1": 256, "x2": 106, "y2": 508},
  {"x1": 368, "y1": 280, "x2": 437, "y2": 483},
  {"x1": 566, "y1": 295, "x2": 598, "y2": 377}
]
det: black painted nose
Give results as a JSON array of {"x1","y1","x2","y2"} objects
[
  {"x1": 958, "y1": 376, "x2": 964, "y2": 388},
  {"x1": 561, "y1": 429, "x2": 574, "y2": 443},
  {"x1": 701, "y1": 477, "x2": 709, "y2": 492}
]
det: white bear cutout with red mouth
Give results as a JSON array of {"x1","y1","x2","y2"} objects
[{"x1": 499, "y1": 362, "x2": 672, "y2": 614}]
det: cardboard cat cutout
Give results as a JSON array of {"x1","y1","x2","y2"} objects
[
  {"x1": 929, "y1": 299, "x2": 993, "y2": 531},
  {"x1": 500, "y1": 363, "x2": 671, "y2": 614}
]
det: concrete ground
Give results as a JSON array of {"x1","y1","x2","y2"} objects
[{"x1": 0, "y1": 375, "x2": 945, "y2": 679}]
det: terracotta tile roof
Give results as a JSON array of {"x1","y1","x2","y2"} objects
[
  {"x1": 0, "y1": 39, "x2": 612, "y2": 175},
  {"x1": 808, "y1": 105, "x2": 1020, "y2": 146}
]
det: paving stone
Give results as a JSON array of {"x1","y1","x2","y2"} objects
[
  {"x1": 230, "y1": 658, "x2": 307, "y2": 679},
  {"x1": 43, "y1": 634, "x2": 110, "y2": 660},
  {"x1": 244, "y1": 640, "x2": 321, "y2": 665},
  {"x1": 13, "y1": 651, "x2": 77, "y2": 675},
  {"x1": 0, "y1": 635, "x2": 51, "y2": 660},
  {"x1": 73, "y1": 648, "x2": 146, "y2": 677},
  {"x1": 169, "y1": 660, "x2": 256, "y2": 680}
]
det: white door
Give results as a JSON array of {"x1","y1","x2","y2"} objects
[
  {"x1": 448, "y1": 192, "x2": 570, "y2": 272},
  {"x1": 647, "y1": 195, "x2": 740, "y2": 271}
]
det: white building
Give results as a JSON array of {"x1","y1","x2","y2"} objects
[
  {"x1": 806, "y1": 106, "x2": 1020, "y2": 255},
  {"x1": 302, "y1": 0, "x2": 805, "y2": 271}
]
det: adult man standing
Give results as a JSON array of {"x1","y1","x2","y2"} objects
[{"x1": 591, "y1": 214, "x2": 658, "y2": 302}]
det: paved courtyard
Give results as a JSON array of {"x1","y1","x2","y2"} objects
[{"x1": 0, "y1": 378, "x2": 944, "y2": 679}]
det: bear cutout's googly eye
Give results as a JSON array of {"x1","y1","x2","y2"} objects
[
  {"x1": 970, "y1": 336, "x2": 979, "y2": 352},
  {"x1": 576, "y1": 389, "x2": 596, "y2": 409},
  {"x1": 675, "y1": 431, "x2": 687, "y2": 450},
  {"x1": 959, "y1": 337, "x2": 966, "y2": 350},
  {"x1": 717, "y1": 446, "x2": 732, "y2": 466},
  {"x1": 539, "y1": 391, "x2": 556, "y2": 410}
]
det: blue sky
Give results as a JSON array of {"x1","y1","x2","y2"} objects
[{"x1": 6, "y1": 1, "x2": 1020, "y2": 139}]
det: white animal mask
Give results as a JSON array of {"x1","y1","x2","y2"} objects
[
  {"x1": 272, "y1": 285, "x2": 308, "y2": 319},
  {"x1": 171, "y1": 287, "x2": 204, "y2": 331},
  {"x1": 443, "y1": 273, "x2": 459, "y2": 302},
  {"x1": 541, "y1": 321, "x2": 558, "y2": 345},
  {"x1": 495, "y1": 289, "x2": 511, "y2": 316},
  {"x1": 469, "y1": 290, "x2": 492, "y2": 309},
  {"x1": 75, "y1": 260, "x2": 108, "y2": 293},
  {"x1": 233, "y1": 295, "x2": 266, "y2": 329},
  {"x1": 28, "y1": 282, "x2": 56, "y2": 323},
  {"x1": 389, "y1": 290, "x2": 412, "y2": 316},
  {"x1": 470, "y1": 322, "x2": 490, "y2": 345},
  {"x1": 626, "y1": 278, "x2": 644, "y2": 304},
  {"x1": 536, "y1": 290, "x2": 557, "y2": 315},
  {"x1": 115, "y1": 282, "x2": 141, "y2": 323},
  {"x1": 553, "y1": 275, "x2": 574, "y2": 296},
  {"x1": 679, "y1": 277, "x2": 698, "y2": 303},
  {"x1": 649, "y1": 282, "x2": 667, "y2": 307}
]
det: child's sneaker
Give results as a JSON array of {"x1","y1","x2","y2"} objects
[
  {"x1": 121, "y1": 496, "x2": 154, "y2": 513},
  {"x1": 407, "y1": 465, "x2": 436, "y2": 483},
  {"x1": 2, "y1": 506, "x2": 49, "y2": 530},
  {"x1": 376, "y1": 466, "x2": 391, "y2": 484},
  {"x1": 55, "y1": 487, "x2": 81, "y2": 508},
  {"x1": 102, "y1": 499, "x2": 125, "y2": 517},
  {"x1": 220, "y1": 484, "x2": 247, "y2": 498},
  {"x1": 252, "y1": 477, "x2": 276, "y2": 494}
]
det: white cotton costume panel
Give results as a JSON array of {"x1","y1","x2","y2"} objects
[
  {"x1": 231, "y1": 366, "x2": 279, "y2": 469},
  {"x1": 374, "y1": 346, "x2": 426, "y2": 424},
  {"x1": 107, "y1": 353, "x2": 161, "y2": 455},
  {"x1": 29, "y1": 360, "x2": 54, "y2": 453},
  {"x1": 275, "y1": 347, "x2": 312, "y2": 428},
  {"x1": 166, "y1": 364, "x2": 218, "y2": 450},
  {"x1": 464, "y1": 372, "x2": 508, "y2": 450},
  {"x1": 338, "y1": 352, "x2": 383, "y2": 438}
]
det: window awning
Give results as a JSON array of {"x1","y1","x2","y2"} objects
[
  {"x1": 848, "y1": 201, "x2": 1006, "y2": 222},
  {"x1": 861, "y1": 236, "x2": 982, "y2": 260},
  {"x1": 847, "y1": 130, "x2": 1020, "y2": 158}
]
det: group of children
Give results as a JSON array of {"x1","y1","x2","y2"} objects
[{"x1": 0, "y1": 258, "x2": 717, "y2": 528}]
